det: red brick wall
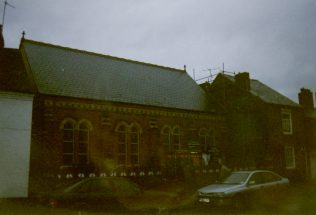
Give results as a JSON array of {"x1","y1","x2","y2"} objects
[{"x1": 28, "y1": 95, "x2": 226, "y2": 193}]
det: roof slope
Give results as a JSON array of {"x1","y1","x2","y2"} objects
[
  {"x1": 221, "y1": 74, "x2": 299, "y2": 107},
  {"x1": 0, "y1": 48, "x2": 36, "y2": 93},
  {"x1": 21, "y1": 39, "x2": 210, "y2": 111}
]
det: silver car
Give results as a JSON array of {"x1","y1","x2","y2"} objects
[{"x1": 197, "y1": 170, "x2": 289, "y2": 209}]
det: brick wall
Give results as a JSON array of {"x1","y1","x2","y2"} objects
[{"x1": 28, "y1": 95, "x2": 226, "y2": 194}]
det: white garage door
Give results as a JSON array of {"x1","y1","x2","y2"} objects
[{"x1": 0, "y1": 93, "x2": 33, "y2": 197}]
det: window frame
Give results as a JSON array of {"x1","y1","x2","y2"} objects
[
  {"x1": 115, "y1": 122, "x2": 141, "y2": 166},
  {"x1": 129, "y1": 124, "x2": 140, "y2": 165},
  {"x1": 60, "y1": 118, "x2": 92, "y2": 167},
  {"x1": 62, "y1": 120, "x2": 75, "y2": 166},
  {"x1": 161, "y1": 125, "x2": 172, "y2": 151},
  {"x1": 116, "y1": 123, "x2": 128, "y2": 165},
  {"x1": 78, "y1": 121, "x2": 90, "y2": 165},
  {"x1": 161, "y1": 125, "x2": 182, "y2": 152},
  {"x1": 199, "y1": 128, "x2": 214, "y2": 152},
  {"x1": 284, "y1": 144, "x2": 296, "y2": 169},
  {"x1": 173, "y1": 126, "x2": 181, "y2": 151},
  {"x1": 281, "y1": 109, "x2": 293, "y2": 135}
]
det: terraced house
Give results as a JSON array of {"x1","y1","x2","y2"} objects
[{"x1": 201, "y1": 72, "x2": 309, "y2": 181}]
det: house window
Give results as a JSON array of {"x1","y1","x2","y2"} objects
[
  {"x1": 115, "y1": 122, "x2": 141, "y2": 166},
  {"x1": 285, "y1": 144, "x2": 295, "y2": 169},
  {"x1": 61, "y1": 118, "x2": 92, "y2": 166},
  {"x1": 62, "y1": 120, "x2": 75, "y2": 165},
  {"x1": 281, "y1": 110, "x2": 292, "y2": 134}
]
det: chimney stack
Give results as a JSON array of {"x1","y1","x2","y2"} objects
[
  {"x1": 0, "y1": 25, "x2": 4, "y2": 48},
  {"x1": 298, "y1": 88, "x2": 314, "y2": 110},
  {"x1": 235, "y1": 72, "x2": 250, "y2": 91}
]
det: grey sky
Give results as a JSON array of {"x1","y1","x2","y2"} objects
[{"x1": 2, "y1": 0, "x2": 316, "y2": 102}]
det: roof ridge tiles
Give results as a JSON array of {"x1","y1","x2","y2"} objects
[{"x1": 21, "y1": 39, "x2": 184, "y2": 73}]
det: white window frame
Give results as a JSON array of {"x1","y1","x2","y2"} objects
[
  {"x1": 161, "y1": 126, "x2": 172, "y2": 151},
  {"x1": 199, "y1": 128, "x2": 215, "y2": 152},
  {"x1": 173, "y1": 126, "x2": 181, "y2": 151},
  {"x1": 116, "y1": 123, "x2": 128, "y2": 165},
  {"x1": 78, "y1": 121, "x2": 90, "y2": 165},
  {"x1": 61, "y1": 118, "x2": 92, "y2": 166},
  {"x1": 281, "y1": 110, "x2": 292, "y2": 135},
  {"x1": 115, "y1": 122, "x2": 142, "y2": 166},
  {"x1": 62, "y1": 121, "x2": 75, "y2": 166},
  {"x1": 129, "y1": 123, "x2": 141, "y2": 166},
  {"x1": 284, "y1": 144, "x2": 296, "y2": 169}
]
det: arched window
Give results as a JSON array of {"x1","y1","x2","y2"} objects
[
  {"x1": 61, "y1": 118, "x2": 92, "y2": 166},
  {"x1": 62, "y1": 120, "x2": 75, "y2": 165},
  {"x1": 130, "y1": 124, "x2": 140, "y2": 165},
  {"x1": 78, "y1": 121, "x2": 90, "y2": 165},
  {"x1": 173, "y1": 127, "x2": 181, "y2": 150},
  {"x1": 161, "y1": 125, "x2": 182, "y2": 151},
  {"x1": 161, "y1": 125, "x2": 172, "y2": 151},
  {"x1": 115, "y1": 122, "x2": 141, "y2": 166},
  {"x1": 116, "y1": 123, "x2": 128, "y2": 165},
  {"x1": 199, "y1": 128, "x2": 214, "y2": 152}
]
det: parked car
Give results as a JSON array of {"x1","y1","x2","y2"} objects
[
  {"x1": 39, "y1": 177, "x2": 142, "y2": 210},
  {"x1": 197, "y1": 170, "x2": 289, "y2": 209}
]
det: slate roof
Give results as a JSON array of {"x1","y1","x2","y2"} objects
[
  {"x1": 221, "y1": 74, "x2": 299, "y2": 107},
  {"x1": 21, "y1": 39, "x2": 211, "y2": 111},
  {"x1": 0, "y1": 48, "x2": 36, "y2": 93}
]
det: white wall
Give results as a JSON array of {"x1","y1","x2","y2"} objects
[{"x1": 0, "y1": 93, "x2": 33, "y2": 198}]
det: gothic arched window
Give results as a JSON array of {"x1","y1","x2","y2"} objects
[
  {"x1": 173, "y1": 126, "x2": 181, "y2": 150},
  {"x1": 116, "y1": 122, "x2": 128, "y2": 165},
  {"x1": 161, "y1": 125, "x2": 172, "y2": 151},
  {"x1": 78, "y1": 121, "x2": 90, "y2": 165},
  {"x1": 62, "y1": 120, "x2": 75, "y2": 165},
  {"x1": 60, "y1": 118, "x2": 92, "y2": 166},
  {"x1": 130, "y1": 124, "x2": 140, "y2": 165},
  {"x1": 161, "y1": 125, "x2": 182, "y2": 151},
  {"x1": 199, "y1": 128, "x2": 214, "y2": 152}
]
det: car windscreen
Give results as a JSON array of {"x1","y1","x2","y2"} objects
[{"x1": 221, "y1": 172, "x2": 250, "y2": 184}]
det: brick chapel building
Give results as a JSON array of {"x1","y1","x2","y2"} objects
[{"x1": 17, "y1": 39, "x2": 227, "y2": 194}]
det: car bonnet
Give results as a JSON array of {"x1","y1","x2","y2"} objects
[{"x1": 198, "y1": 183, "x2": 244, "y2": 194}]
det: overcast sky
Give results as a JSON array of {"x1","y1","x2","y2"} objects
[{"x1": 2, "y1": 0, "x2": 316, "y2": 102}]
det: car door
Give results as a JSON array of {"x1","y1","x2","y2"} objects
[
  {"x1": 261, "y1": 172, "x2": 287, "y2": 200},
  {"x1": 248, "y1": 172, "x2": 282, "y2": 205},
  {"x1": 246, "y1": 172, "x2": 266, "y2": 203}
]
